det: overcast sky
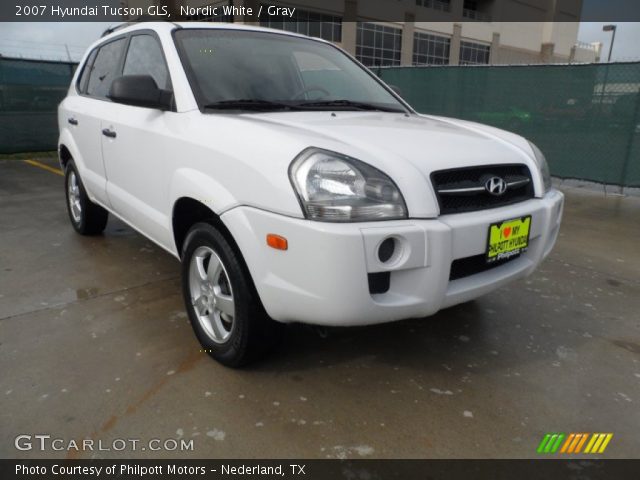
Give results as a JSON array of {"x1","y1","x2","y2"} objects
[
  {"x1": 578, "y1": 22, "x2": 640, "y2": 61},
  {"x1": 0, "y1": 21, "x2": 638, "y2": 63}
]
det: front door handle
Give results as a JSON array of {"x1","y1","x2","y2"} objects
[
  {"x1": 68, "y1": 117, "x2": 78, "y2": 126},
  {"x1": 102, "y1": 128, "x2": 117, "y2": 139}
]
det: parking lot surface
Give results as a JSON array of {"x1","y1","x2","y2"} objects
[{"x1": 1, "y1": 157, "x2": 639, "y2": 459}]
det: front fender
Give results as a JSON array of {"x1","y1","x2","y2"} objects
[{"x1": 168, "y1": 168, "x2": 239, "y2": 218}]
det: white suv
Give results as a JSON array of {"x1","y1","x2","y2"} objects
[{"x1": 58, "y1": 22, "x2": 563, "y2": 366}]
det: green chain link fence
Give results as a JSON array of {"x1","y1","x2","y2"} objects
[
  {"x1": 0, "y1": 57, "x2": 76, "y2": 154},
  {"x1": 1, "y1": 57, "x2": 639, "y2": 187},
  {"x1": 378, "y1": 62, "x2": 640, "y2": 187}
]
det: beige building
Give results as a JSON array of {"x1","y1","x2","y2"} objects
[{"x1": 124, "y1": 0, "x2": 602, "y2": 65}]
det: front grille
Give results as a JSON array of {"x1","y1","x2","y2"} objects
[
  {"x1": 431, "y1": 164, "x2": 534, "y2": 215},
  {"x1": 449, "y1": 253, "x2": 520, "y2": 281}
]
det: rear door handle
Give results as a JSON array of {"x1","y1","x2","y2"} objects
[
  {"x1": 68, "y1": 117, "x2": 78, "y2": 126},
  {"x1": 102, "y1": 128, "x2": 116, "y2": 139}
]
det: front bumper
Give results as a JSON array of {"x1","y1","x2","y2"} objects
[{"x1": 221, "y1": 189, "x2": 564, "y2": 326}]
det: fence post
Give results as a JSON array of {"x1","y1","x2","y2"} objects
[{"x1": 599, "y1": 63, "x2": 610, "y2": 116}]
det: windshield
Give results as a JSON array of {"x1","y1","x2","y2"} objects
[{"x1": 173, "y1": 28, "x2": 407, "y2": 113}]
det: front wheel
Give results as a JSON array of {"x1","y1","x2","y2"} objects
[
  {"x1": 64, "y1": 161, "x2": 109, "y2": 235},
  {"x1": 181, "y1": 222, "x2": 283, "y2": 367}
]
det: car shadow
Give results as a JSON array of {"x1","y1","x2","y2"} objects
[
  {"x1": 244, "y1": 284, "x2": 597, "y2": 380},
  {"x1": 248, "y1": 301, "x2": 493, "y2": 373}
]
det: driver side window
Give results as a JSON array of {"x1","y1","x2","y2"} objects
[{"x1": 122, "y1": 34, "x2": 171, "y2": 90}]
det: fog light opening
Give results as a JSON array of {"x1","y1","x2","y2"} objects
[{"x1": 377, "y1": 237, "x2": 398, "y2": 264}]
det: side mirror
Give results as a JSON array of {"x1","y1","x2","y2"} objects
[
  {"x1": 108, "y1": 75, "x2": 173, "y2": 111},
  {"x1": 389, "y1": 84, "x2": 403, "y2": 97}
]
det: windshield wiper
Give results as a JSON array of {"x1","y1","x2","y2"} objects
[
  {"x1": 203, "y1": 99, "x2": 405, "y2": 113},
  {"x1": 203, "y1": 99, "x2": 299, "y2": 111},
  {"x1": 294, "y1": 99, "x2": 405, "y2": 113}
]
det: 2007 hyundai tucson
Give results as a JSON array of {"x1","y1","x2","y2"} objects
[{"x1": 58, "y1": 22, "x2": 563, "y2": 366}]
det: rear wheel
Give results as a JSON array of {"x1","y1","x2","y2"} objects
[
  {"x1": 64, "y1": 161, "x2": 108, "y2": 235},
  {"x1": 181, "y1": 222, "x2": 283, "y2": 367}
]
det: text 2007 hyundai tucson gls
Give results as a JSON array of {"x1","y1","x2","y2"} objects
[{"x1": 58, "y1": 22, "x2": 563, "y2": 366}]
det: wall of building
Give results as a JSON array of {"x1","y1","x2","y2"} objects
[
  {"x1": 120, "y1": 0, "x2": 596, "y2": 65},
  {"x1": 571, "y1": 42, "x2": 603, "y2": 63}
]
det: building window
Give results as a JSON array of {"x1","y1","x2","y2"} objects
[
  {"x1": 260, "y1": 6, "x2": 342, "y2": 43},
  {"x1": 356, "y1": 22, "x2": 402, "y2": 67},
  {"x1": 463, "y1": 0, "x2": 492, "y2": 21},
  {"x1": 459, "y1": 41, "x2": 490, "y2": 65},
  {"x1": 183, "y1": 1, "x2": 234, "y2": 22},
  {"x1": 413, "y1": 32, "x2": 450, "y2": 65},
  {"x1": 415, "y1": 0, "x2": 451, "y2": 12}
]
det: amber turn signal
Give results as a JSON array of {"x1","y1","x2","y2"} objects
[{"x1": 266, "y1": 234, "x2": 288, "y2": 250}]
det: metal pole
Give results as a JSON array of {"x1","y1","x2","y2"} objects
[
  {"x1": 64, "y1": 44, "x2": 72, "y2": 62},
  {"x1": 599, "y1": 25, "x2": 617, "y2": 116},
  {"x1": 607, "y1": 26, "x2": 616, "y2": 63}
]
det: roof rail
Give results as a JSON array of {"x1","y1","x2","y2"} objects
[
  {"x1": 101, "y1": 22, "x2": 130, "y2": 37},
  {"x1": 101, "y1": 16, "x2": 182, "y2": 37}
]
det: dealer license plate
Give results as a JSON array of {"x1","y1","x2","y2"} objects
[{"x1": 486, "y1": 216, "x2": 531, "y2": 263}]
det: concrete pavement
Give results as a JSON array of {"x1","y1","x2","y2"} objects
[{"x1": 1, "y1": 157, "x2": 638, "y2": 459}]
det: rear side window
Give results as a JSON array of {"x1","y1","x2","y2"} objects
[
  {"x1": 86, "y1": 38, "x2": 127, "y2": 99},
  {"x1": 77, "y1": 49, "x2": 97, "y2": 94},
  {"x1": 123, "y1": 34, "x2": 171, "y2": 90}
]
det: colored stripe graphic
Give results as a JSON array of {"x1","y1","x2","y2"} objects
[
  {"x1": 537, "y1": 434, "x2": 552, "y2": 453},
  {"x1": 568, "y1": 433, "x2": 583, "y2": 453},
  {"x1": 560, "y1": 433, "x2": 575, "y2": 453},
  {"x1": 584, "y1": 434, "x2": 598, "y2": 453},
  {"x1": 584, "y1": 433, "x2": 614, "y2": 454},
  {"x1": 545, "y1": 434, "x2": 558, "y2": 453},
  {"x1": 537, "y1": 433, "x2": 565, "y2": 453},
  {"x1": 575, "y1": 433, "x2": 589, "y2": 453},
  {"x1": 568, "y1": 434, "x2": 580, "y2": 453},
  {"x1": 541, "y1": 433, "x2": 614, "y2": 454},
  {"x1": 598, "y1": 434, "x2": 613, "y2": 453},
  {"x1": 550, "y1": 434, "x2": 565, "y2": 453}
]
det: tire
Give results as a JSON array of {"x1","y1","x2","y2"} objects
[
  {"x1": 64, "y1": 161, "x2": 108, "y2": 235},
  {"x1": 181, "y1": 222, "x2": 283, "y2": 367}
]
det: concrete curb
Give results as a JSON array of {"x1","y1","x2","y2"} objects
[{"x1": 552, "y1": 177, "x2": 640, "y2": 198}]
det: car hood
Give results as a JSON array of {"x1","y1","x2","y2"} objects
[
  {"x1": 185, "y1": 110, "x2": 541, "y2": 218},
  {"x1": 247, "y1": 111, "x2": 535, "y2": 170},
  {"x1": 236, "y1": 111, "x2": 541, "y2": 217}
]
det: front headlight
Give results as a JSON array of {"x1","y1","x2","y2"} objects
[
  {"x1": 528, "y1": 141, "x2": 552, "y2": 193},
  {"x1": 289, "y1": 148, "x2": 407, "y2": 222}
]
